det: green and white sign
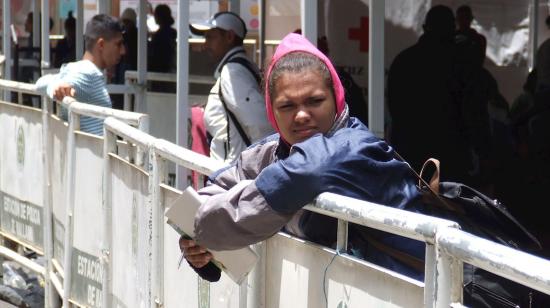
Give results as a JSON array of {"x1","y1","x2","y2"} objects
[
  {"x1": 71, "y1": 248, "x2": 103, "y2": 308},
  {"x1": 0, "y1": 191, "x2": 44, "y2": 249},
  {"x1": 53, "y1": 218, "x2": 65, "y2": 262}
]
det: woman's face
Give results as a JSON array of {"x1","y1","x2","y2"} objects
[{"x1": 272, "y1": 70, "x2": 336, "y2": 145}]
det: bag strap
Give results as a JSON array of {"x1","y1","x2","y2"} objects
[
  {"x1": 225, "y1": 57, "x2": 262, "y2": 84},
  {"x1": 217, "y1": 49, "x2": 247, "y2": 73},
  {"x1": 393, "y1": 152, "x2": 455, "y2": 212},
  {"x1": 215, "y1": 52, "x2": 260, "y2": 156},
  {"x1": 363, "y1": 233, "x2": 425, "y2": 273},
  {"x1": 419, "y1": 158, "x2": 440, "y2": 194},
  {"x1": 217, "y1": 50, "x2": 262, "y2": 85},
  {"x1": 218, "y1": 87, "x2": 252, "y2": 148},
  {"x1": 217, "y1": 53, "x2": 255, "y2": 150}
]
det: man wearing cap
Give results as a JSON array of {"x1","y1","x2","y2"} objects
[
  {"x1": 190, "y1": 12, "x2": 273, "y2": 163},
  {"x1": 36, "y1": 14, "x2": 126, "y2": 135}
]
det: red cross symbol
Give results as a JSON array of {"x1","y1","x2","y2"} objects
[{"x1": 348, "y1": 17, "x2": 369, "y2": 52}]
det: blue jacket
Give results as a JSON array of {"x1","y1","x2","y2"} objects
[{"x1": 194, "y1": 113, "x2": 426, "y2": 281}]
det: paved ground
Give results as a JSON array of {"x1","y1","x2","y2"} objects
[{"x1": 0, "y1": 300, "x2": 17, "y2": 308}]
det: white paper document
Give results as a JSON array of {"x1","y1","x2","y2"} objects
[{"x1": 164, "y1": 186, "x2": 259, "y2": 284}]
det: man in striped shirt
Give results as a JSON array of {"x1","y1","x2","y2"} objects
[{"x1": 36, "y1": 14, "x2": 126, "y2": 135}]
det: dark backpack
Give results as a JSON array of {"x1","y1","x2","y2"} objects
[{"x1": 416, "y1": 158, "x2": 548, "y2": 308}]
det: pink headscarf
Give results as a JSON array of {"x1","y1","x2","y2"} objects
[{"x1": 264, "y1": 33, "x2": 346, "y2": 134}]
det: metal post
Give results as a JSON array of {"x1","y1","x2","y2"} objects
[
  {"x1": 175, "y1": 1, "x2": 189, "y2": 190},
  {"x1": 423, "y1": 244, "x2": 436, "y2": 307},
  {"x1": 336, "y1": 219, "x2": 348, "y2": 252},
  {"x1": 368, "y1": 0, "x2": 385, "y2": 138},
  {"x1": 32, "y1": 0, "x2": 40, "y2": 48},
  {"x1": 136, "y1": 0, "x2": 148, "y2": 113},
  {"x1": 61, "y1": 109, "x2": 79, "y2": 308},
  {"x1": 239, "y1": 276, "x2": 248, "y2": 308},
  {"x1": 136, "y1": 117, "x2": 150, "y2": 166},
  {"x1": 101, "y1": 127, "x2": 117, "y2": 308},
  {"x1": 123, "y1": 77, "x2": 131, "y2": 111},
  {"x1": 247, "y1": 242, "x2": 266, "y2": 308},
  {"x1": 3, "y1": 0, "x2": 12, "y2": 101},
  {"x1": 97, "y1": 0, "x2": 106, "y2": 14},
  {"x1": 76, "y1": 0, "x2": 84, "y2": 62},
  {"x1": 42, "y1": 97, "x2": 59, "y2": 308},
  {"x1": 258, "y1": 0, "x2": 266, "y2": 69},
  {"x1": 530, "y1": 0, "x2": 540, "y2": 70},
  {"x1": 300, "y1": 0, "x2": 318, "y2": 46},
  {"x1": 32, "y1": 0, "x2": 41, "y2": 86},
  {"x1": 229, "y1": 0, "x2": 241, "y2": 15},
  {"x1": 41, "y1": 0, "x2": 50, "y2": 69},
  {"x1": 434, "y1": 244, "x2": 463, "y2": 308},
  {"x1": 151, "y1": 151, "x2": 166, "y2": 307},
  {"x1": 97, "y1": 0, "x2": 109, "y2": 15}
]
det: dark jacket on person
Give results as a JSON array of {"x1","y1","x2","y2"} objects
[
  {"x1": 387, "y1": 33, "x2": 472, "y2": 183},
  {"x1": 191, "y1": 33, "x2": 426, "y2": 282}
]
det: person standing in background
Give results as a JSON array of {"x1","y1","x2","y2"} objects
[
  {"x1": 387, "y1": 5, "x2": 473, "y2": 184},
  {"x1": 189, "y1": 12, "x2": 273, "y2": 163},
  {"x1": 53, "y1": 11, "x2": 76, "y2": 68},
  {"x1": 35, "y1": 14, "x2": 126, "y2": 135},
  {"x1": 455, "y1": 5, "x2": 486, "y2": 66},
  {"x1": 148, "y1": 4, "x2": 177, "y2": 92}
]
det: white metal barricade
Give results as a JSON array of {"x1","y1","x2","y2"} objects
[
  {"x1": 56, "y1": 97, "x2": 148, "y2": 308},
  {"x1": 436, "y1": 227, "x2": 550, "y2": 307},
  {"x1": 102, "y1": 117, "x2": 156, "y2": 308},
  {"x1": 123, "y1": 70, "x2": 215, "y2": 113},
  {"x1": 0, "y1": 79, "x2": 58, "y2": 308},
  {"x1": 106, "y1": 117, "x2": 550, "y2": 308},
  {"x1": 3, "y1": 79, "x2": 550, "y2": 308},
  {"x1": 0, "y1": 79, "x2": 150, "y2": 307}
]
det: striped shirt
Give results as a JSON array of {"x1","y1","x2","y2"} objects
[{"x1": 36, "y1": 60, "x2": 111, "y2": 135}]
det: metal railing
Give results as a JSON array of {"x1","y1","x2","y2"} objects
[
  {"x1": 102, "y1": 116, "x2": 550, "y2": 308},
  {"x1": 2, "y1": 79, "x2": 550, "y2": 308},
  {"x1": 0, "y1": 80, "x2": 60, "y2": 308},
  {"x1": 58, "y1": 96, "x2": 148, "y2": 308}
]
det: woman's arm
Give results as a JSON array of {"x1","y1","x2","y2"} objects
[
  {"x1": 195, "y1": 127, "x2": 417, "y2": 251},
  {"x1": 194, "y1": 138, "x2": 294, "y2": 251},
  {"x1": 195, "y1": 176, "x2": 294, "y2": 251}
]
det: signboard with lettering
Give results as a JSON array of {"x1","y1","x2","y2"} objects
[
  {"x1": 68, "y1": 134, "x2": 104, "y2": 306},
  {"x1": 70, "y1": 248, "x2": 103, "y2": 308},
  {"x1": 0, "y1": 103, "x2": 44, "y2": 250},
  {"x1": 0, "y1": 192, "x2": 44, "y2": 247}
]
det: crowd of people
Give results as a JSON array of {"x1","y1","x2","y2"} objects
[
  {"x1": 20, "y1": 2, "x2": 550, "y2": 287},
  {"x1": 387, "y1": 4, "x2": 550, "y2": 259}
]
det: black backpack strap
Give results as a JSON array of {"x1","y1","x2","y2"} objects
[
  {"x1": 217, "y1": 50, "x2": 261, "y2": 84},
  {"x1": 217, "y1": 49, "x2": 246, "y2": 72},
  {"x1": 218, "y1": 87, "x2": 252, "y2": 147},
  {"x1": 225, "y1": 57, "x2": 262, "y2": 84}
]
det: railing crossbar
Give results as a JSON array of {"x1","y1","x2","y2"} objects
[
  {"x1": 61, "y1": 97, "x2": 146, "y2": 127},
  {"x1": 2, "y1": 78, "x2": 550, "y2": 308},
  {"x1": 0, "y1": 79, "x2": 39, "y2": 95},
  {"x1": 154, "y1": 139, "x2": 226, "y2": 176},
  {"x1": 104, "y1": 117, "x2": 155, "y2": 149},
  {"x1": 308, "y1": 193, "x2": 459, "y2": 243},
  {"x1": 437, "y1": 227, "x2": 550, "y2": 296}
]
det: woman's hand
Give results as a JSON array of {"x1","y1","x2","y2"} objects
[{"x1": 179, "y1": 236, "x2": 212, "y2": 268}]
